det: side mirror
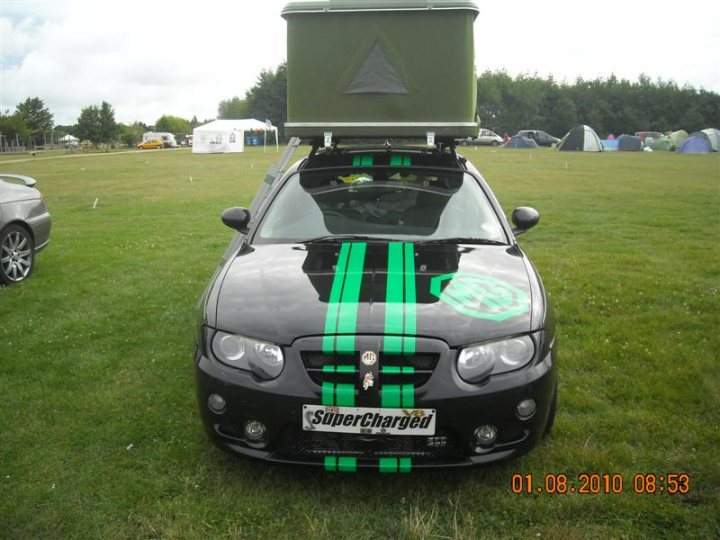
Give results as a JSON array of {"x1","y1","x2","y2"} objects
[
  {"x1": 221, "y1": 207, "x2": 251, "y2": 233},
  {"x1": 511, "y1": 207, "x2": 540, "y2": 236}
]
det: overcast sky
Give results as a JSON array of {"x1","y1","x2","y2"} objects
[{"x1": 1, "y1": 0, "x2": 718, "y2": 126}]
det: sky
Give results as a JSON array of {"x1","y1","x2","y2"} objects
[{"x1": 1, "y1": 0, "x2": 718, "y2": 126}]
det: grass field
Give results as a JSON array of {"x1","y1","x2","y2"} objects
[{"x1": 1, "y1": 146, "x2": 718, "y2": 539}]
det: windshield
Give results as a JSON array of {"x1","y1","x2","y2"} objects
[{"x1": 254, "y1": 168, "x2": 507, "y2": 244}]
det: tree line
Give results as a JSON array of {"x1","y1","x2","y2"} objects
[
  {"x1": 217, "y1": 66, "x2": 719, "y2": 139},
  {"x1": 476, "y1": 71, "x2": 720, "y2": 138},
  {"x1": 2, "y1": 65, "x2": 718, "y2": 149},
  {"x1": 0, "y1": 99, "x2": 207, "y2": 149}
]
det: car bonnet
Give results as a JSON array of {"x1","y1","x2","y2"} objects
[{"x1": 213, "y1": 241, "x2": 536, "y2": 348}]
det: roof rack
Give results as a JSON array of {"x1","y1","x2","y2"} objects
[
  {"x1": 307, "y1": 132, "x2": 458, "y2": 153},
  {"x1": 302, "y1": 137, "x2": 463, "y2": 171}
]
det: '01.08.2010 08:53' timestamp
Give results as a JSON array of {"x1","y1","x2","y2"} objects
[{"x1": 511, "y1": 473, "x2": 690, "y2": 495}]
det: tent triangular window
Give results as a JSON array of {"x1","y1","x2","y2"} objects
[{"x1": 345, "y1": 42, "x2": 409, "y2": 95}]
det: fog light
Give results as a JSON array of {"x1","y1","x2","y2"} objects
[
  {"x1": 474, "y1": 425, "x2": 498, "y2": 446},
  {"x1": 207, "y1": 393, "x2": 226, "y2": 414},
  {"x1": 516, "y1": 399, "x2": 536, "y2": 420},
  {"x1": 244, "y1": 420, "x2": 267, "y2": 441}
]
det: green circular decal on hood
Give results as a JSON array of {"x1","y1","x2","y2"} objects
[{"x1": 429, "y1": 272, "x2": 530, "y2": 321}]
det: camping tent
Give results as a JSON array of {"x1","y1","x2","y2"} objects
[
  {"x1": 678, "y1": 136, "x2": 711, "y2": 154},
  {"x1": 668, "y1": 130, "x2": 689, "y2": 149},
  {"x1": 601, "y1": 139, "x2": 618, "y2": 151},
  {"x1": 618, "y1": 134, "x2": 642, "y2": 151},
  {"x1": 504, "y1": 135, "x2": 538, "y2": 149},
  {"x1": 557, "y1": 125, "x2": 603, "y2": 152},
  {"x1": 650, "y1": 137, "x2": 674, "y2": 151},
  {"x1": 59, "y1": 134, "x2": 79, "y2": 146},
  {"x1": 700, "y1": 128, "x2": 719, "y2": 151},
  {"x1": 192, "y1": 119, "x2": 278, "y2": 154}
]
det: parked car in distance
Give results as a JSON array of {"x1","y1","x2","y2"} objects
[
  {"x1": 456, "y1": 129, "x2": 504, "y2": 146},
  {"x1": 137, "y1": 139, "x2": 164, "y2": 150},
  {"x1": 194, "y1": 143, "x2": 557, "y2": 470},
  {"x1": 0, "y1": 174, "x2": 52, "y2": 284},
  {"x1": 634, "y1": 132, "x2": 664, "y2": 145},
  {"x1": 516, "y1": 130, "x2": 560, "y2": 147}
]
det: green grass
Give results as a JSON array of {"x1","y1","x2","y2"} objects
[{"x1": 1, "y1": 146, "x2": 718, "y2": 539}]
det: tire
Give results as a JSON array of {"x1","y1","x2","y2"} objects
[
  {"x1": 0, "y1": 224, "x2": 35, "y2": 285},
  {"x1": 544, "y1": 386, "x2": 557, "y2": 436},
  {"x1": 491, "y1": 140, "x2": 499, "y2": 146},
  {"x1": 459, "y1": 140, "x2": 469, "y2": 147}
]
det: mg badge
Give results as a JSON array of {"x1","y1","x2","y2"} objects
[
  {"x1": 361, "y1": 351, "x2": 377, "y2": 366},
  {"x1": 362, "y1": 372, "x2": 374, "y2": 391}
]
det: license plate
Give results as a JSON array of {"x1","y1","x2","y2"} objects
[{"x1": 302, "y1": 404, "x2": 436, "y2": 435}]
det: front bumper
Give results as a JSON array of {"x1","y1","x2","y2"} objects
[{"x1": 195, "y1": 333, "x2": 557, "y2": 470}]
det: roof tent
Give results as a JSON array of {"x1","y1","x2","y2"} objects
[
  {"x1": 557, "y1": 125, "x2": 603, "y2": 152},
  {"x1": 618, "y1": 134, "x2": 642, "y2": 151},
  {"x1": 282, "y1": 0, "x2": 479, "y2": 139},
  {"x1": 504, "y1": 135, "x2": 538, "y2": 149},
  {"x1": 677, "y1": 136, "x2": 711, "y2": 154}
]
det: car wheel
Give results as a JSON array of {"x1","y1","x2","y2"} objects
[
  {"x1": 459, "y1": 140, "x2": 469, "y2": 147},
  {"x1": 491, "y1": 140, "x2": 499, "y2": 146},
  {"x1": 544, "y1": 386, "x2": 557, "y2": 436},
  {"x1": 0, "y1": 224, "x2": 35, "y2": 285}
]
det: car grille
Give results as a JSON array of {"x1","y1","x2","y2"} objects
[
  {"x1": 301, "y1": 351, "x2": 438, "y2": 387},
  {"x1": 275, "y1": 425, "x2": 466, "y2": 460}
]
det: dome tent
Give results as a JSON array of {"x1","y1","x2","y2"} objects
[
  {"x1": 668, "y1": 130, "x2": 689, "y2": 149},
  {"x1": 618, "y1": 134, "x2": 642, "y2": 151},
  {"x1": 700, "y1": 128, "x2": 719, "y2": 151},
  {"x1": 650, "y1": 137, "x2": 674, "y2": 151},
  {"x1": 504, "y1": 135, "x2": 538, "y2": 149},
  {"x1": 678, "y1": 136, "x2": 711, "y2": 154},
  {"x1": 557, "y1": 125, "x2": 603, "y2": 152}
]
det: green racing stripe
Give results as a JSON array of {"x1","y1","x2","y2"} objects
[
  {"x1": 379, "y1": 457, "x2": 412, "y2": 473},
  {"x1": 324, "y1": 456, "x2": 357, "y2": 472},
  {"x1": 380, "y1": 384, "x2": 415, "y2": 408},
  {"x1": 322, "y1": 382, "x2": 356, "y2": 406},
  {"x1": 324, "y1": 456, "x2": 411, "y2": 473},
  {"x1": 383, "y1": 243, "x2": 416, "y2": 354},
  {"x1": 323, "y1": 242, "x2": 367, "y2": 354}
]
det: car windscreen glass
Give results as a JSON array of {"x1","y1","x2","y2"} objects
[{"x1": 254, "y1": 169, "x2": 507, "y2": 244}]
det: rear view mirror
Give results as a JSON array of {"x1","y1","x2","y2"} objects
[
  {"x1": 221, "y1": 207, "x2": 251, "y2": 233},
  {"x1": 511, "y1": 207, "x2": 540, "y2": 235}
]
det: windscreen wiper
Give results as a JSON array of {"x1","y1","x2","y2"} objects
[
  {"x1": 302, "y1": 234, "x2": 384, "y2": 245},
  {"x1": 414, "y1": 237, "x2": 508, "y2": 246}
]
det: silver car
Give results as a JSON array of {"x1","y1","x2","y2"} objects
[
  {"x1": 0, "y1": 174, "x2": 52, "y2": 284},
  {"x1": 456, "y1": 129, "x2": 504, "y2": 147}
]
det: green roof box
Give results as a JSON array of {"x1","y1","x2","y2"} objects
[{"x1": 282, "y1": 0, "x2": 479, "y2": 138}]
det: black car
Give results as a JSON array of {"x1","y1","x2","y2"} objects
[
  {"x1": 516, "y1": 130, "x2": 560, "y2": 147},
  {"x1": 195, "y1": 143, "x2": 557, "y2": 471}
]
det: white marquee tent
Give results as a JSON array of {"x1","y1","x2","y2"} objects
[
  {"x1": 192, "y1": 119, "x2": 278, "y2": 154},
  {"x1": 59, "y1": 134, "x2": 79, "y2": 145}
]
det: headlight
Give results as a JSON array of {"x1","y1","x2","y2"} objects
[
  {"x1": 457, "y1": 335, "x2": 535, "y2": 383},
  {"x1": 212, "y1": 331, "x2": 284, "y2": 379}
]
